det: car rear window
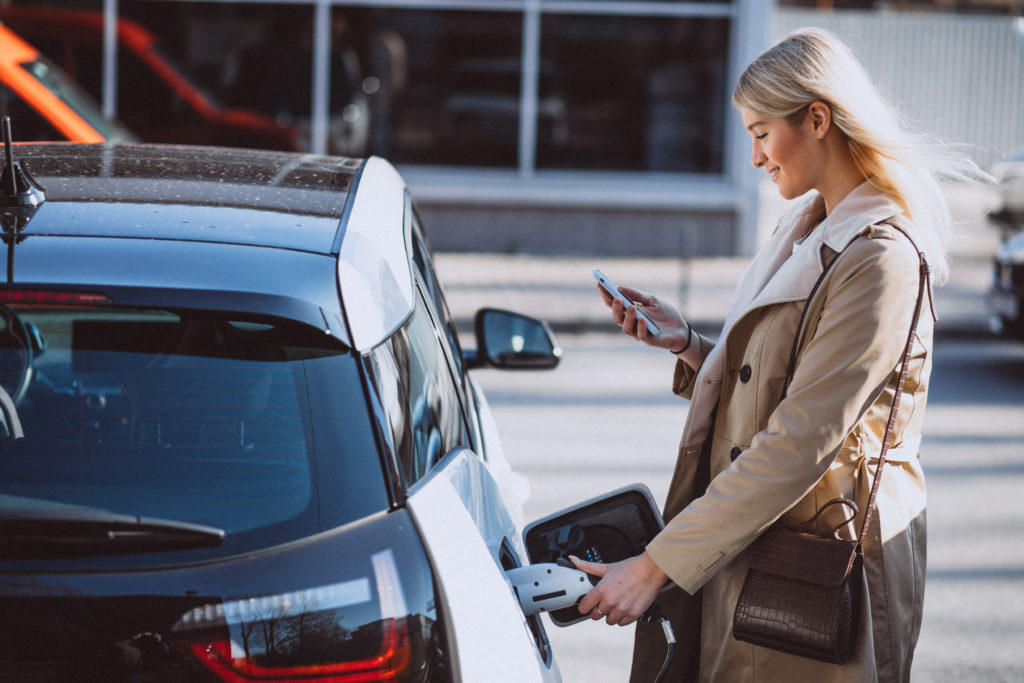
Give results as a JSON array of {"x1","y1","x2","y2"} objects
[{"x1": 0, "y1": 303, "x2": 388, "y2": 557}]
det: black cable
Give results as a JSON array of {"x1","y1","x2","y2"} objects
[{"x1": 641, "y1": 604, "x2": 676, "y2": 683}]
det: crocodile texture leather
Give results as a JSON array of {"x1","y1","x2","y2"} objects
[{"x1": 733, "y1": 527, "x2": 863, "y2": 664}]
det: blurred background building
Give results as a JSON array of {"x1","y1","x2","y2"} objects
[{"x1": 1, "y1": 0, "x2": 1020, "y2": 257}]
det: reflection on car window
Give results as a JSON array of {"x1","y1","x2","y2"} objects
[
  {"x1": 410, "y1": 209, "x2": 464, "y2": 378},
  {"x1": 367, "y1": 294, "x2": 470, "y2": 486},
  {"x1": 0, "y1": 305, "x2": 385, "y2": 545}
]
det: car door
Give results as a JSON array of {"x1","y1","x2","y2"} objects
[
  {"x1": 358, "y1": 216, "x2": 559, "y2": 681},
  {"x1": 407, "y1": 448, "x2": 559, "y2": 682}
]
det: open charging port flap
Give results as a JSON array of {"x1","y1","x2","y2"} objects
[{"x1": 522, "y1": 483, "x2": 665, "y2": 626}]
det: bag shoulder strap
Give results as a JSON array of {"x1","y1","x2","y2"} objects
[
  {"x1": 780, "y1": 222, "x2": 930, "y2": 547},
  {"x1": 858, "y1": 224, "x2": 929, "y2": 546}
]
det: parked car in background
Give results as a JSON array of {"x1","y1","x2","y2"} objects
[
  {"x1": 0, "y1": 141, "x2": 567, "y2": 681},
  {"x1": 990, "y1": 146, "x2": 1024, "y2": 234},
  {"x1": 986, "y1": 146, "x2": 1024, "y2": 341},
  {"x1": 0, "y1": 5, "x2": 308, "y2": 152},
  {"x1": 0, "y1": 23, "x2": 134, "y2": 143},
  {"x1": 988, "y1": 229, "x2": 1024, "y2": 341}
]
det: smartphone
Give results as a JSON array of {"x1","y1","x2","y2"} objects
[{"x1": 592, "y1": 268, "x2": 661, "y2": 335}]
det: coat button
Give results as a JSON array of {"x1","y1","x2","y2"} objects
[
  {"x1": 739, "y1": 365, "x2": 752, "y2": 383},
  {"x1": 730, "y1": 447, "x2": 742, "y2": 461}
]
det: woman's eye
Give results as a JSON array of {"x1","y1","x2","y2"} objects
[{"x1": 755, "y1": 133, "x2": 767, "y2": 140}]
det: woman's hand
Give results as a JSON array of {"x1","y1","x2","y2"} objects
[
  {"x1": 570, "y1": 552, "x2": 668, "y2": 626},
  {"x1": 596, "y1": 284, "x2": 689, "y2": 353}
]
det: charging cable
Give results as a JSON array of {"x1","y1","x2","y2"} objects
[{"x1": 640, "y1": 604, "x2": 676, "y2": 683}]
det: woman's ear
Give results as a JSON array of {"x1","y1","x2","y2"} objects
[{"x1": 807, "y1": 101, "x2": 832, "y2": 139}]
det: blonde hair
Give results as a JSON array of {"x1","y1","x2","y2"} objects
[{"x1": 733, "y1": 27, "x2": 985, "y2": 284}]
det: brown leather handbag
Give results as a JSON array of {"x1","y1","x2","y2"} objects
[{"x1": 733, "y1": 228, "x2": 930, "y2": 664}]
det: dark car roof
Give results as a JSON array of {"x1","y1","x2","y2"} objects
[
  {"x1": 12, "y1": 143, "x2": 362, "y2": 253},
  {"x1": 0, "y1": 143, "x2": 386, "y2": 343}
]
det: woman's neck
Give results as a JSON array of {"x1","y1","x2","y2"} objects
[{"x1": 818, "y1": 155, "x2": 868, "y2": 216}]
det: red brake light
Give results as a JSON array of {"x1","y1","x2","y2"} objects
[
  {"x1": 170, "y1": 550, "x2": 416, "y2": 682},
  {"x1": 189, "y1": 617, "x2": 411, "y2": 682},
  {"x1": 0, "y1": 289, "x2": 112, "y2": 305}
]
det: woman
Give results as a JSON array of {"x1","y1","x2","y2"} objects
[{"x1": 570, "y1": 28, "x2": 984, "y2": 682}]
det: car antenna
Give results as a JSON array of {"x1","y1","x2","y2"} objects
[
  {"x1": 0, "y1": 116, "x2": 45, "y2": 209},
  {"x1": 0, "y1": 116, "x2": 46, "y2": 282}
]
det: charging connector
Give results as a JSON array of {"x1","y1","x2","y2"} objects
[{"x1": 506, "y1": 563, "x2": 595, "y2": 616}]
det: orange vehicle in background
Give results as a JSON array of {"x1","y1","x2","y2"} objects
[
  {"x1": 0, "y1": 5, "x2": 304, "y2": 151},
  {"x1": 0, "y1": 23, "x2": 134, "y2": 142}
]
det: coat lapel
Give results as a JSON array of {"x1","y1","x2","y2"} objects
[
  {"x1": 679, "y1": 182, "x2": 905, "y2": 451},
  {"x1": 729, "y1": 182, "x2": 906, "y2": 327}
]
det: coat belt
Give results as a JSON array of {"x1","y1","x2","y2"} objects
[{"x1": 865, "y1": 435, "x2": 922, "y2": 464}]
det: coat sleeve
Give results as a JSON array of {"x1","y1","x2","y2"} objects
[
  {"x1": 671, "y1": 331, "x2": 715, "y2": 400},
  {"x1": 646, "y1": 233, "x2": 922, "y2": 593}
]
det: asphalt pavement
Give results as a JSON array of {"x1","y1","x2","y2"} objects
[{"x1": 437, "y1": 183, "x2": 1001, "y2": 342}]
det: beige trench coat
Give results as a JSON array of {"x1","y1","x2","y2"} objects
[{"x1": 632, "y1": 182, "x2": 933, "y2": 683}]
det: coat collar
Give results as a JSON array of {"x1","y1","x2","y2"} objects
[
  {"x1": 722, "y1": 181, "x2": 904, "y2": 332},
  {"x1": 819, "y1": 180, "x2": 906, "y2": 253}
]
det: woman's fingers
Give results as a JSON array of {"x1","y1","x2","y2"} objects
[
  {"x1": 597, "y1": 282, "x2": 680, "y2": 348},
  {"x1": 569, "y1": 555, "x2": 607, "y2": 578},
  {"x1": 621, "y1": 304, "x2": 638, "y2": 335},
  {"x1": 619, "y1": 285, "x2": 651, "y2": 306},
  {"x1": 571, "y1": 554, "x2": 668, "y2": 626},
  {"x1": 568, "y1": 556, "x2": 608, "y2": 619}
]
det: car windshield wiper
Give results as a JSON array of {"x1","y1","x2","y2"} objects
[{"x1": 0, "y1": 508, "x2": 225, "y2": 556}]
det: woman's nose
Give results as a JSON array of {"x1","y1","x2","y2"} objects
[{"x1": 750, "y1": 146, "x2": 766, "y2": 168}]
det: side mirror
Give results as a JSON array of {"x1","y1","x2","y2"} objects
[
  {"x1": 522, "y1": 484, "x2": 665, "y2": 626},
  {"x1": 467, "y1": 308, "x2": 561, "y2": 370}
]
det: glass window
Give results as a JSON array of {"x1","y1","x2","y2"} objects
[
  {"x1": 0, "y1": 304, "x2": 387, "y2": 554},
  {"x1": 368, "y1": 293, "x2": 471, "y2": 487},
  {"x1": 336, "y1": 6, "x2": 524, "y2": 166},
  {"x1": 124, "y1": 1, "x2": 317, "y2": 138},
  {"x1": 0, "y1": 85, "x2": 62, "y2": 141},
  {"x1": 19, "y1": 58, "x2": 133, "y2": 142},
  {"x1": 107, "y1": 2, "x2": 736, "y2": 174},
  {"x1": 538, "y1": 14, "x2": 730, "y2": 172},
  {"x1": 410, "y1": 208, "x2": 464, "y2": 379}
]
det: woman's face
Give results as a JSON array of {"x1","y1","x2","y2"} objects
[{"x1": 740, "y1": 108, "x2": 823, "y2": 200}]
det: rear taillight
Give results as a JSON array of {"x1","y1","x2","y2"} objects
[
  {"x1": 171, "y1": 550, "x2": 413, "y2": 682},
  {"x1": 189, "y1": 618, "x2": 410, "y2": 682},
  {"x1": 0, "y1": 289, "x2": 112, "y2": 305}
]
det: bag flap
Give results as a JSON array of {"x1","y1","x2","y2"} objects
[{"x1": 749, "y1": 528, "x2": 860, "y2": 587}]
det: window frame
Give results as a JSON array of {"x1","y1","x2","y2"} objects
[{"x1": 107, "y1": 0, "x2": 758, "y2": 181}]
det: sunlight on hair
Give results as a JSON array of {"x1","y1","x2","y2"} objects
[{"x1": 733, "y1": 27, "x2": 992, "y2": 284}]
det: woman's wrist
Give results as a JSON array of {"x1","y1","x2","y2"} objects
[{"x1": 670, "y1": 323, "x2": 693, "y2": 355}]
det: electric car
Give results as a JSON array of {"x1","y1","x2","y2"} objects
[{"x1": 0, "y1": 142, "x2": 567, "y2": 682}]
